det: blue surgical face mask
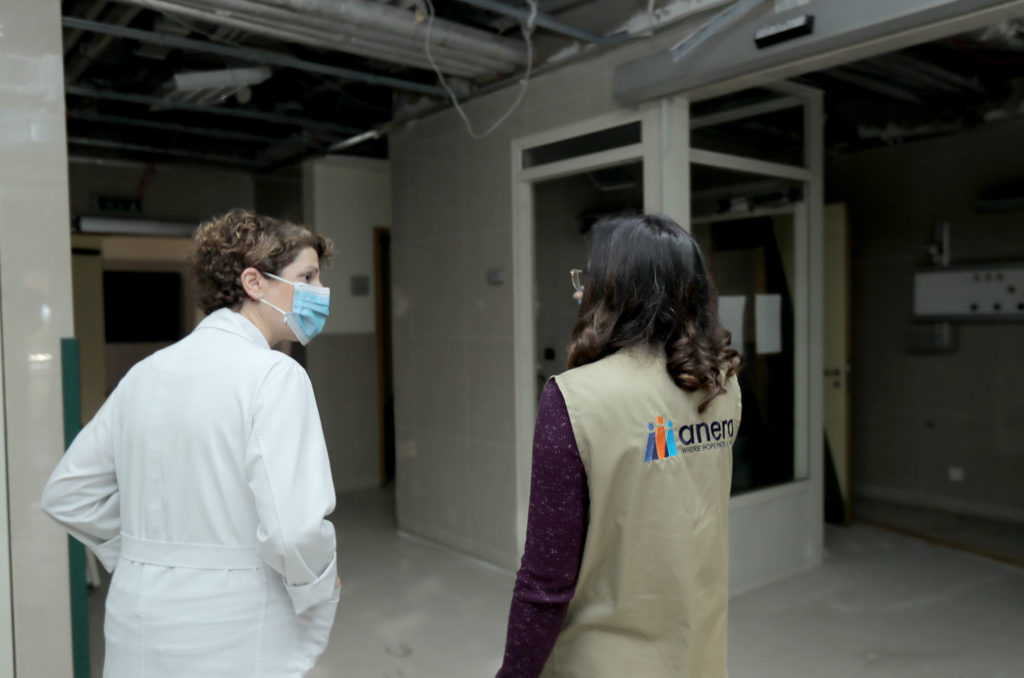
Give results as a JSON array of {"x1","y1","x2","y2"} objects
[{"x1": 259, "y1": 272, "x2": 330, "y2": 345}]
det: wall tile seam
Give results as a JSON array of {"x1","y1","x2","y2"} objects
[
  {"x1": 458, "y1": 540, "x2": 518, "y2": 570},
  {"x1": 402, "y1": 524, "x2": 485, "y2": 557},
  {"x1": 462, "y1": 333, "x2": 516, "y2": 341},
  {"x1": 390, "y1": 233, "x2": 468, "y2": 247},
  {"x1": 399, "y1": 524, "x2": 515, "y2": 570},
  {"x1": 404, "y1": 430, "x2": 468, "y2": 443},
  {"x1": 462, "y1": 436, "x2": 515, "y2": 449},
  {"x1": 460, "y1": 226, "x2": 515, "y2": 238},
  {"x1": 406, "y1": 332, "x2": 474, "y2": 340},
  {"x1": 851, "y1": 255, "x2": 929, "y2": 264}
]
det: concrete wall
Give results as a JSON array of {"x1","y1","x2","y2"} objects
[
  {"x1": 68, "y1": 160, "x2": 255, "y2": 224},
  {"x1": 390, "y1": 23, "x2": 702, "y2": 569},
  {"x1": 0, "y1": 2, "x2": 76, "y2": 674},
  {"x1": 255, "y1": 167, "x2": 304, "y2": 224},
  {"x1": 303, "y1": 157, "x2": 390, "y2": 495},
  {"x1": 836, "y1": 119, "x2": 1024, "y2": 523}
]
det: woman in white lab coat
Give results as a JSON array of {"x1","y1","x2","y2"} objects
[{"x1": 42, "y1": 209, "x2": 340, "y2": 677}]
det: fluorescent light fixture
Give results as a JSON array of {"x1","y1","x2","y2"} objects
[
  {"x1": 77, "y1": 216, "x2": 196, "y2": 236},
  {"x1": 328, "y1": 128, "x2": 381, "y2": 152},
  {"x1": 173, "y1": 67, "x2": 272, "y2": 92},
  {"x1": 164, "y1": 67, "x2": 272, "y2": 107}
]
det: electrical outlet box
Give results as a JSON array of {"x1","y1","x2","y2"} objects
[{"x1": 914, "y1": 265, "x2": 1024, "y2": 321}]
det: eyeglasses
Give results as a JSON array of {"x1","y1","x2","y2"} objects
[{"x1": 570, "y1": 269, "x2": 586, "y2": 293}]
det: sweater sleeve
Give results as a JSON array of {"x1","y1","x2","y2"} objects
[{"x1": 496, "y1": 380, "x2": 588, "y2": 678}]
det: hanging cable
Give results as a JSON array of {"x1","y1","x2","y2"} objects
[{"x1": 422, "y1": 0, "x2": 537, "y2": 139}]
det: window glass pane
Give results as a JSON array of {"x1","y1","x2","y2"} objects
[
  {"x1": 532, "y1": 161, "x2": 643, "y2": 389},
  {"x1": 523, "y1": 122, "x2": 641, "y2": 169},
  {"x1": 103, "y1": 271, "x2": 183, "y2": 343},
  {"x1": 692, "y1": 164, "x2": 803, "y2": 220},
  {"x1": 692, "y1": 88, "x2": 805, "y2": 167},
  {"x1": 691, "y1": 165, "x2": 807, "y2": 495}
]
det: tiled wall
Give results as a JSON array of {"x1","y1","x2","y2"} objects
[
  {"x1": 306, "y1": 333, "x2": 381, "y2": 494},
  {"x1": 839, "y1": 121, "x2": 1024, "y2": 522},
  {"x1": 303, "y1": 158, "x2": 390, "y2": 494},
  {"x1": 0, "y1": 2, "x2": 76, "y2": 674},
  {"x1": 390, "y1": 27, "x2": 698, "y2": 569}
]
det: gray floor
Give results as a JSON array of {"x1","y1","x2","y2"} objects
[
  {"x1": 89, "y1": 488, "x2": 1024, "y2": 677},
  {"x1": 854, "y1": 498, "x2": 1024, "y2": 567},
  {"x1": 729, "y1": 523, "x2": 1024, "y2": 678}
]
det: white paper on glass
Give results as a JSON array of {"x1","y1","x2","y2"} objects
[
  {"x1": 718, "y1": 295, "x2": 746, "y2": 355},
  {"x1": 755, "y1": 294, "x2": 782, "y2": 355}
]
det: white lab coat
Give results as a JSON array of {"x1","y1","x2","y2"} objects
[{"x1": 42, "y1": 308, "x2": 339, "y2": 677}]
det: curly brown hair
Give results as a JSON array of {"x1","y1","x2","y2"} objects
[
  {"x1": 567, "y1": 214, "x2": 740, "y2": 412},
  {"x1": 191, "y1": 209, "x2": 334, "y2": 314}
]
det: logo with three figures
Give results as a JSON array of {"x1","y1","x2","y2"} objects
[{"x1": 644, "y1": 415, "x2": 737, "y2": 462}]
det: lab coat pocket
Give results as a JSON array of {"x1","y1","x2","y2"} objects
[{"x1": 293, "y1": 593, "x2": 339, "y2": 675}]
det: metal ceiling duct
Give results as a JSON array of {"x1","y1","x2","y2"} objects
[
  {"x1": 117, "y1": 0, "x2": 488, "y2": 77},
  {"x1": 251, "y1": 0, "x2": 527, "y2": 64},
  {"x1": 962, "y1": 18, "x2": 1024, "y2": 51},
  {"x1": 114, "y1": 0, "x2": 528, "y2": 77},
  {"x1": 149, "y1": 0, "x2": 515, "y2": 75}
]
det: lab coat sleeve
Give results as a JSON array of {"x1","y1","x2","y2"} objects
[
  {"x1": 41, "y1": 391, "x2": 122, "y2": 572},
  {"x1": 248, "y1": 357, "x2": 338, "y2": 616}
]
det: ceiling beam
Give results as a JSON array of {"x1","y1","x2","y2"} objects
[
  {"x1": 454, "y1": 0, "x2": 627, "y2": 45},
  {"x1": 61, "y1": 15, "x2": 448, "y2": 98},
  {"x1": 67, "y1": 110, "x2": 318, "y2": 146},
  {"x1": 65, "y1": 6, "x2": 143, "y2": 84},
  {"x1": 67, "y1": 136, "x2": 265, "y2": 168},
  {"x1": 488, "y1": 0, "x2": 590, "y2": 31},
  {"x1": 66, "y1": 85, "x2": 360, "y2": 135}
]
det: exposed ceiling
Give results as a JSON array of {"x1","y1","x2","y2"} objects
[
  {"x1": 62, "y1": 1, "x2": 1024, "y2": 172},
  {"x1": 61, "y1": 0, "x2": 647, "y2": 171},
  {"x1": 801, "y1": 21, "x2": 1024, "y2": 151}
]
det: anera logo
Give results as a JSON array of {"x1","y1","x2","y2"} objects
[{"x1": 644, "y1": 416, "x2": 737, "y2": 462}]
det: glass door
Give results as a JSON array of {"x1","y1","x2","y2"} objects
[
  {"x1": 512, "y1": 107, "x2": 664, "y2": 548},
  {"x1": 688, "y1": 82, "x2": 825, "y2": 594}
]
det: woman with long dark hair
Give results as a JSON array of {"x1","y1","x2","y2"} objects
[{"x1": 497, "y1": 213, "x2": 741, "y2": 677}]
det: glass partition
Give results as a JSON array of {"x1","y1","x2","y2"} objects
[
  {"x1": 692, "y1": 202, "x2": 806, "y2": 493},
  {"x1": 691, "y1": 88, "x2": 806, "y2": 167},
  {"x1": 690, "y1": 85, "x2": 815, "y2": 496}
]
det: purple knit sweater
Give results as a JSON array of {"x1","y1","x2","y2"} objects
[{"x1": 496, "y1": 380, "x2": 588, "y2": 678}]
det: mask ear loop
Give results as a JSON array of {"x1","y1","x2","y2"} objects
[
  {"x1": 258, "y1": 271, "x2": 295, "y2": 316},
  {"x1": 259, "y1": 297, "x2": 289, "y2": 316}
]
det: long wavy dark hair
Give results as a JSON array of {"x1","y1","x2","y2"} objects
[{"x1": 567, "y1": 214, "x2": 740, "y2": 412}]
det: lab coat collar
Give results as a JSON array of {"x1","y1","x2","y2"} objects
[{"x1": 197, "y1": 308, "x2": 271, "y2": 349}]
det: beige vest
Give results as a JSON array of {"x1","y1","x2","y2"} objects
[{"x1": 545, "y1": 348, "x2": 741, "y2": 678}]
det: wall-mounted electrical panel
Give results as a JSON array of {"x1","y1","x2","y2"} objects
[{"x1": 914, "y1": 265, "x2": 1024, "y2": 321}]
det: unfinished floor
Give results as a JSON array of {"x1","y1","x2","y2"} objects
[{"x1": 89, "y1": 487, "x2": 1024, "y2": 677}]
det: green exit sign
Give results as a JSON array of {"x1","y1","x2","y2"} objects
[{"x1": 96, "y1": 195, "x2": 142, "y2": 214}]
